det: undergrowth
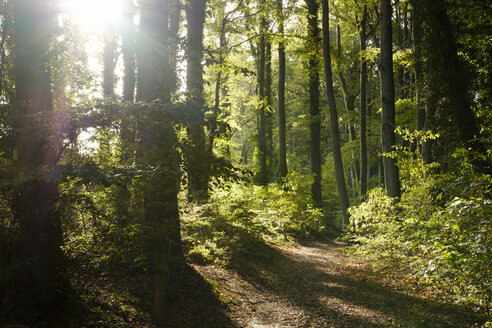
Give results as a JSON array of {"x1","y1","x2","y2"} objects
[
  {"x1": 345, "y1": 130, "x2": 492, "y2": 322},
  {"x1": 181, "y1": 173, "x2": 326, "y2": 265}
]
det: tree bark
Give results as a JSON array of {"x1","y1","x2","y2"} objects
[
  {"x1": 256, "y1": 0, "x2": 268, "y2": 186},
  {"x1": 277, "y1": 0, "x2": 288, "y2": 182},
  {"x1": 186, "y1": 0, "x2": 209, "y2": 201},
  {"x1": 321, "y1": 0, "x2": 350, "y2": 226},
  {"x1": 136, "y1": 1, "x2": 183, "y2": 326},
  {"x1": 306, "y1": 0, "x2": 322, "y2": 208},
  {"x1": 379, "y1": 0, "x2": 401, "y2": 198},
  {"x1": 13, "y1": 0, "x2": 66, "y2": 307},
  {"x1": 359, "y1": 4, "x2": 368, "y2": 197}
]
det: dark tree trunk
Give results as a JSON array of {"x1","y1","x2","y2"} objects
[
  {"x1": 305, "y1": 0, "x2": 322, "y2": 208},
  {"x1": 277, "y1": 0, "x2": 287, "y2": 182},
  {"x1": 186, "y1": 0, "x2": 209, "y2": 201},
  {"x1": 265, "y1": 39, "x2": 275, "y2": 178},
  {"x1": 136, "y1": 1, "x2": 183, "y2": 326},
  {"x1": 379, "y1": 0, "x2": 401, "y2": 198},
  {"x1": 256, "y1": 0, "x2": 268, "y2": 186},
  {"x1": 411, "y1": 4, "x2": 425, "y2": 133},
  {"x1": 209, "y1": 15, "x2": 227, "y2": 155},
  {"x1": 13, "y1": 0, "x2": 66, "y2": 307},
  {"x1": 321, "y1": 0, "x2": 350, "y2": 226},
  {"x1": 359, "y1": 4, "x2": 368, "y2": 197}
]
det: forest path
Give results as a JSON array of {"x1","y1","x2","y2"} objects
[{"x1": 193, "y1": 241, "x2": 482, "y2": 328}]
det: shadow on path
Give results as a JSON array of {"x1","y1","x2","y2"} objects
[{"x1": 224, "y1": 240, "x2": 485, "y2": 328}]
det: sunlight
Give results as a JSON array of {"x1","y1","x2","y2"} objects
[{"x1": 65, "y1": 0, "x2": 122, "y2": 30}]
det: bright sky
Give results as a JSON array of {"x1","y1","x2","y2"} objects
[{"x1": 65, "y1": 0, "x2": 123, "y2": 31}]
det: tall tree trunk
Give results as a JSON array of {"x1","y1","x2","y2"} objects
[
  {"x1": 209, "y1": 15, "x2": 227, "y2": 155},
  {"x1": 186, "y1": 0, "x2": 209, "y2": 201},
  {"x1": 256, "y1": 0, "x2": 268, "y2": 186},
  {"x1": 321, "y1": 0, "x2": 350, "y2": 226},
  {"x1": 336, "y1": 25, "x2": 359, "y2": 186},
  {"x1": 265, "y1": 39, "x2": 276, "y2": 178},
  {"x1": 411, "y1": 4, "x2": 425, "y2": 133},
  {"x1": 305, "y1": 0, "x2": 322, "y2": 208},
  {"x1": 13, "y1": 0, "x2": 66, "y2": 307},
  {"x1": 101, "y1": 23, "x2": 117, "y2": 161},
  {"x1": 359, "y1": 4, "x2": 368, "y2": 197},
  {"x1": 379, "y1": 0, "x2": 401, "y2": 198},
  {"x1": 120, "y1": 0, "x2": 136, "y2": 149},
  {"x1": 103, "y1": 24, "x2": 116, "y2": 97},
  {"x1": 277, "y1": 0, "x2": 287, "y2": 182},
  {"x1": 136, "y1": 1, "x2": 183, "y2": 326}
]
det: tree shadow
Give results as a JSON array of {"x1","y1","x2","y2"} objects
[
  {"x1": 230, "y1": 240, "x2": 486, "y2": 328},
  {"x1": 1, "y1": 260, "x2": 238, "y2": 328}
]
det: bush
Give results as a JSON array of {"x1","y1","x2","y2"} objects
[
  {"x1": 347, "y1": 133, "x2": 492, "y2": 316},
  {"x1": 182, "y1": 175, "x2": 325, "y2": 265}
]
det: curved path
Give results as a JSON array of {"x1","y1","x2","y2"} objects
[{"x1": 194, "y1": 241, "x2": 483, "y2": 328}]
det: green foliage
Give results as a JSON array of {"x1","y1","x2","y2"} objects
[
  {"x1": 346, "y1": 134, "x2": 492, "y2": 317},
  {"x1": 182, "y1": 175, "x2": 325, "y2": 265}
]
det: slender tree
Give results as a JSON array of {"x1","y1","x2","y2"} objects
[
  {"x1": 305, "y1": 0, "x2": 322, "y2": 208},
  {"x1": 358, "y1": 4, "x2": 368, "y2": 197},
  {"x1": 256, "y1": 0, "x2": 268, "y2": 186},
  {"x1": 186, "y1": 0, "x2": 209, "y2": 201},
  {"x1": 12, "y1": 0, "x2": 66, "y2": 306},
  {"x1": 379, "y1": 0, "x2": 400, "y2": 198},
  {"x1": 277, "y1": 0, "x2": 287, "y2": 182},
  {"x1": 321, "y1": 0, "x2": 350, "y2": 225}
]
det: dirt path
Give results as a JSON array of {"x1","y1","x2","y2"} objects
[{"x1": 193, "y1": 241, "x2": 484, "y2": 328}]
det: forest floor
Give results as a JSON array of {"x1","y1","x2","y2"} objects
[
  {"x1": 2, "y1": 240, "x2": 488, "y2": 327},
  {"x1": 193, "y1": 240, "x2": 486, "y2": 328}
]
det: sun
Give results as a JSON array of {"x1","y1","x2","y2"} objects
[{"x1": 65, "y1": 0, "x2": 123, "y2": 30}]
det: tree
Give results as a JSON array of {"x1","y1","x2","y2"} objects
[
  {"x1": 358, "y1": 3, "x2": 368, "y2": 197},
  {"x1": 321, "y1": 0, "x2": 350, "y2": 225},
  {"x1": 305, "y1": 0, "x2": 322, "y2": 208},
  {"x1": 379, "y1": 0, "x2": 400, "y2": 198},
  {"x1": 413, "y1": 0, "x2": 490, "y2": 174},
  {"x1": 186, "y1": 0, "x2": 209, "y2": 201},
  {"x1": 277, "y1": 0, "x2": 287, "y2": 182},
  {"x1": 256, "y1": 0, "x2": 268, "y2": 186},
  {"x1": 136, "y1": 0, "x2": 183, "y2": 325},
  {"x1": 12, "y1": 0, "x2": 66, "y2": 307}
]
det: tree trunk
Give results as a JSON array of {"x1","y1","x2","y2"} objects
[
  {"x1": 256, "y1": 0, "x2": 268, "y2": 186},
  {"x1": 13, "y1": 0, "x2": 66, "y2": 307},
  {"x1": 379, "y1": 0, "x2": 401, "y2": 198},
  {"x1": 103, "y1": 24, "x2": 116, "y2": 97},
  {"x1": 336, "y1": 25, "x2": 359, "y2": 187},
  {"x1": 359, "y1": 4, "x2": 368, "y2": 197},
  {"x1": 265, "y1": 39, "x2": 275, "y2": 179},
  {"x1": 277, "y1": 0, "x2": 287, "y2": 182},
  {"x1": 321, "y1": 0, "x2": 350, "y2": 226},
  {"x1": 186, "y1": 0, "x2": 209, "y2": 201},
  {"x1": 136, "y1": 1, "x2": 183, "y2": 326},
  {"x1": 305, "y1": 0, "x2": 322, "y2": 208}
]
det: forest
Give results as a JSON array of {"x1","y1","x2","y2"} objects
[{"x1": 0, "y1": 0, "x2": 491, "y2": 327}]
